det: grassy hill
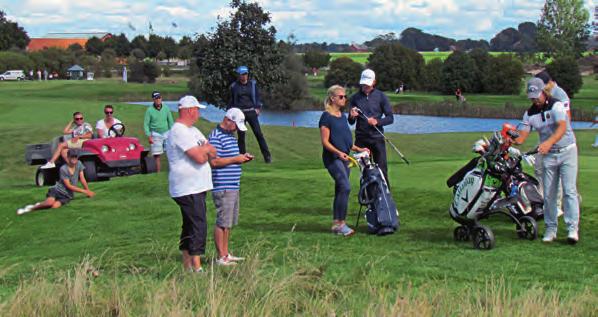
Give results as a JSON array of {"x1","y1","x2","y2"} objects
[{"x1": 0, "y1": 80, "x2": 597, "y2": 315}]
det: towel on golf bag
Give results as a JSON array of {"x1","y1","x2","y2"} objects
[{"x1": 358, "y1": 165, "x2": 399, "y2": 235}]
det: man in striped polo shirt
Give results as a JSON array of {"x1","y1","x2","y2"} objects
[{"x1": 209, "y1": 108, "x2": 254, "y2": 266}]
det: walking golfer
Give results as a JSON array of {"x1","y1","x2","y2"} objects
[
  {"x1": 228, "y1": 66, "x2": 272, "y2": 163},
  {"x1": 348, "y1": 69, "x2": 394, "y2": 186},
  {"x1": 144, "y1": 91, "x2": 174, "y2": 172},
  {"x1": 515, "y1": 78, "x2": 580, "y2": 244},
  {"x1": 208, "y1": 108, "x2": 254, "y2": 266},
  {"x1": 165, "y1": 95, "x2": 217, "y2": 273}
]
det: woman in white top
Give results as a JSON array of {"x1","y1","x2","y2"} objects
[{"x1": 96, "y1": 105, "x2": 122, "y2": 138}]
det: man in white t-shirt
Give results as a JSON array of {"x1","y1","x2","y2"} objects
[
  {"x1": 165, "y1": 95, "x2": 217, "y2": 273},
  {"x1": 96, "y1": 105, "x2": 122, "y2": 138}
]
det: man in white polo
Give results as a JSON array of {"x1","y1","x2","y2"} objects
[{"x1": 165, "y1": 95, "x2": 217, "y2": 273}]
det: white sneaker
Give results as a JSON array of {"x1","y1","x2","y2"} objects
[
  {"x1": 542, "y1": 231, "x2": 557, "y2": 243},
  {"x1": 16, "y1": 204, "x2": 35, "y2": 215},
  {"x1": 557, "y1": 209, "x2": 564, "y2": 217},
  {"x1": 40, "y1": 162, "x2": 55, "y2": 169},
  {"x1": 227, "y1": 253, "x2": 245, "y2": 262},
  {"x1": 216, "y1": 256, "x2": 237, "y2": 266},
  {"x1": 567, "y1": 230, "x2": 579, "y2": 244}
]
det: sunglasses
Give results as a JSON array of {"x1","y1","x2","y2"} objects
[
  {"x1": 74, "y1": 117, "x2": 84, "y2": 121},
  {"x1": 336, "y1": 95, "x2": 346, "y2": 100},
  {"x1": 105, "y1": 111, "x2": 113, "y2": 114}
]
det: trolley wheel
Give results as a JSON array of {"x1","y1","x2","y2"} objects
[
  {"x1": 472, "y1": 225, "x2": 495, "y2": 250},
  {"x1": 517, "y1": 216, "x2": 538, "y2": 240},
  {"x1": 453, "y1": 226, "x2": 470, "y2": 242}
]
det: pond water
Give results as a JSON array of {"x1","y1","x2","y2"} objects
[{"x1": 130, "y1": 101, "x2": 595, "y2": 134}]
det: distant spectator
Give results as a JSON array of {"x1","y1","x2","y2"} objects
[
  {"x1": 37, "y1": 70, "x2": 41, "y2": 81},
  {"x1": 144, "y1": 91, "x2": 174, "y2": 172},
  {"x1": 43, "y1": 69, "x2": 48, "y2": 81},
  {"x1": 28, "y1": 70, "x2": 33, "y2": 80},
  {"x1": 17, "y1": 149, "x2": 95, "y2": 215},
  {"x1": 96, "y1": 105, "x2": 122, "y2": 138},
  {"x1": 592, "y1": 108, "x2": 598, "y2": 148},
  {"x1": 455, "y1": 88, "x2": 463, "y2": 102}
]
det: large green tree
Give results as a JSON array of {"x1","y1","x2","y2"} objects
[
  {"x1": 440, "y1": 51, "x2": 477, "y2": 94},
  {"x1": 0, "y1": 11, "x2": 29, "y2": 50},
  {"x1": 545, "y1": 56, "x2": 583, "y2": 97},
  {"x1": 302, "y1": 50, "x2": 330, "y2": 70},
  {"x1": 323, "y1": 56, "x2": 363, "y2": 88},
  {"x1": 367, "y1": 43, "x2": 424, "y2": 91},
  {"x1": 189, "y1": 0, "x2": 286, "y2": 109},
  {"x1": 536, "y1": 0, "x2": 590, "y2": 58}
]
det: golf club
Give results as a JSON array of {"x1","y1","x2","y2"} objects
[{"x1": 354, "y1": 108, "x2": 410, "y2": 165}]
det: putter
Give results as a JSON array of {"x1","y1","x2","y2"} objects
[{"x1": 355, "y1": 108, "x2": 410, "y2": 165}]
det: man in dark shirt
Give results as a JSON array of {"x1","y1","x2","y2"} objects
[
  {"x1": 348, "y1": 69, "x2": 394, "y2": 186},
  {"x1": 228, "y1": 66, "x2": 272, "y2": 163}
]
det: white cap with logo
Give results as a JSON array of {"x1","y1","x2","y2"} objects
[
  {"x1": 178, "y1": 95, "x2": 206, "y2": 109},
  {"x1": 225, "y1": 108, "x2": 248, "y2": 131},
  {"x1": 359, "y1": 69, "x2": 376, "y2": 86}
]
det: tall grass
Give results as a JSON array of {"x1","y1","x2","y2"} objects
[{"x1": 2, "y1": 242, "x2": 597, "y2": 316}]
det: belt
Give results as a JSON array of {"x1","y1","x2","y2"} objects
[
  {"x1": 241, "y1": 108, "x2": 255, "y2": 112},
  {"x1": 548, "y1": 143, "x2": 576, "y2": 153}
]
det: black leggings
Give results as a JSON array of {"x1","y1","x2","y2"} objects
[
  {"x1": 355, "y1": 138, "x2": 389, "y2": 188},
  {"x1": 238, "y1": 110, "x2": 270, "y2": 158}
]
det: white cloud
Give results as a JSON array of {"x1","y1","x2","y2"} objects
[{"x1": 156, "y1": 5, "x2": 200, "y2": 17}]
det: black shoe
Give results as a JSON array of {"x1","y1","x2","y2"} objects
[{"x1": 264, "y1": 155, "x2": 272, "y2": 164}]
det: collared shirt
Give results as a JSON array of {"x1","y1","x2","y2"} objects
[
  {"x1": 521, "y1": 98, "x2": 576, "y2": 150},
  {"x1": 208, "y1": 125, "x2": 242, "y2": 192},
  {"x1": 348, "y1": 88, "x2": 394, "y2": 140},
  {"x1": 144, "y1": 104, "x2": 174, "y2": 136}
]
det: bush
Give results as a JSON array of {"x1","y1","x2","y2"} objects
[
  {"x1": 483, "y1": 55, "x2": 524, "y2": 94},
  {"x1": 441, "y1": 51, "x2": 477, "y2": 94},
  {"x1": 130, "y1": 48, "x2": 146, "y2": 60},
  {"x1": 420, "y1": 58, "x2": 443, "y2": 92},
  {"x1": 262, "y1": 51, "x2": 313, "y2": 111},
  {"x1": 367, "y1": 43, "x2": 424, "y2": 91},
  {"x1": 545, "y1": 56, "x2": 583, "y2": 97},
  {"x1": 302, "y1": 50, "x2": 330, "y2": 70},
  {"x1": 0, "y1": 51, "x2": 33, "y2": 72},
  {"x1": 324, "y1": 57, "x2": 363, "y2": 88},
  {"x1": 129, "y1": 59, "x2": 160, "y2": 83},
  {"x1": 468, "y1": 48, "x2": 491, "y2": 93}
]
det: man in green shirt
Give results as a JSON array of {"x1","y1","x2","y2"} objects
[{"x1": 144, "y1": 91, "x2": 174, "y2": 172}]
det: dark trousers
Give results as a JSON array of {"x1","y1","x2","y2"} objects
[
  {"x1": 238, "y1": 110, "x2": 270, "y2": 159},
  {"x1": 173, "y1": 192, "x2": 207, "y2": 256},
  {"x1": 355, "y1": 137, "x2": 390, "y2": 188},
  {"x1": 326, "y1": 159, "x2": 352, "y2": 221}
]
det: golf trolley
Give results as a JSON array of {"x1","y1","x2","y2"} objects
[
  {"x1": 447, "y1": 128, "x2": 542, "y2": 250},
  {"x1": 352, "y1": 152, "x2": 399, "y2": 235}
]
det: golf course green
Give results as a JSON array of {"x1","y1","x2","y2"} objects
[{"x1": 0, "y1": 79, "x2": 596, "y2": 315}]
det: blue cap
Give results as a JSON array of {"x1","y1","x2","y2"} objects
[{"x1": 236, "y1": 66, "x2": 249, "y2": 74}]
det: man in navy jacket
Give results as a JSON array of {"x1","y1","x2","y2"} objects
[
  {"x1": 228, "y1": 66, "x2": 272, "y2": 163},
  {"x1": 348, "y1": 69, "x2": 394, "y2": 186}
]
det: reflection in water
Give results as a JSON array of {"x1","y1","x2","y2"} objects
[{"x1": 130, "y1": 102, "x2": 594, "y2": 134}]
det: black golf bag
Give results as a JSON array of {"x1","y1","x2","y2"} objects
[{"x1": 358, "y1": 162, "x2": 400, "y2": 235}]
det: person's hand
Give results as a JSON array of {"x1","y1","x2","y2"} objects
[
  {"x1": 357, "y1": 147, "x2": 369, "y2": 154},
  {"x1": 205, "y1": 143, "x2": 218, "y2": 159},
  {"x1": 350, "y1": 107, "x2": 359, "y2": 118},
  {"x1": 367, "y1": 117, "x2": 378, "y2": 126},
  {"x1": 338, "y1": 152, "x2": 350, "y2": 161},
  {"x1": 86, "y1": 190, "x2": 95, "y2": 198},
  {"x1": 538, "y1": 141, "x2": 552, "y2": 155},
  {"x1": 237, "y1": 153, "x2": 253, "y2": 163},
  {"x1": 148, "y1": 136, "x2": 154, "y2": 144},
  {"x1": 255, "y1": 108, "x2": 260, "y2": 115}
]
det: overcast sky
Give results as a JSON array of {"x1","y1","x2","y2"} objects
[{"x1": 2, "y1": 0, "x2": 596, "y2": 43}]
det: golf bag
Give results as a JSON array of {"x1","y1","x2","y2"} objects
[{"x1": 356, "y1": 154, "x2": 399, "y2": 235}]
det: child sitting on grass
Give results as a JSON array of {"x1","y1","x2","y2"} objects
[{"x1": 17, "y1": 149, "x2": 95, "y2": 215}]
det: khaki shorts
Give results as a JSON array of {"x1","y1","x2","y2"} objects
[
  {"x1": 212, "y1": 190, "x2": 240, "y2": 228},
  {"x1": 67, "y1": 138, "x2": 86, "y2": 149}
]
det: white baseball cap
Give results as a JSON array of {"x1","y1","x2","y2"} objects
[
  {"x1": 359, "y1": 69, "x2": 375, "y2": 86},
  {"x1": 225, "y1": 108, "x2": 247, "y2": 131},
  {"x1": 178, "y1": 95, "x2": 206, "y2": 109}
]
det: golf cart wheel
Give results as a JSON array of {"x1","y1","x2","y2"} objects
[
  {"x1": 472, "y1": 225, "x2": 495, "y2": 250},
  {"x1": 35, "y1": 166, "x2": 57, "y2": 186},
  {"x1": 453, "y1": 226, "x2": 470, "y2": 242},
  {"x1": 142, "y1": 155, "x2": 157, "y2": 174},
  {"x1": 517, "y1": 216, "x2": 538, "y2": 240},
  {"x1": 82, "y1": 159, "x2": 98, "y2": 182}
]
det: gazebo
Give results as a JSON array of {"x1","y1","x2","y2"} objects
[{"x1": 66, "y1": 65, "x2": 85, "y2": 80}]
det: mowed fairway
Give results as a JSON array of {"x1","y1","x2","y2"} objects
[{"x1": 0, "y1": 80, "x2": 597, "y2": 314}]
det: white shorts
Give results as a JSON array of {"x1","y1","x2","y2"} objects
[{"x1": 150, "y1": 131, "x2": 166, "y2": 155}]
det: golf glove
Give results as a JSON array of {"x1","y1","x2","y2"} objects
[{"x1": 472, "y1": 139, "x2": 487, "y2": 154}]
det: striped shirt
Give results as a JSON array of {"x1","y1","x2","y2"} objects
[{"x1": 208, "y1": 125, "x2": 242, "y2": 192}]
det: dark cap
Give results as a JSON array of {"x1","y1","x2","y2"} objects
[
  {"x1": 152, "y1": 91, "x2": 161, "y2": 99},
  {"x1": 67, "y1": 149, "x2": 80, "y2": 158},
  {"x1": 535, "y1": 71, "x2": 552, "y2": 84}
]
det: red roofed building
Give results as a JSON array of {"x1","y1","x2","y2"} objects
[{"x1": 27, "y1": 32, "x2": 112, "y2": 52}]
